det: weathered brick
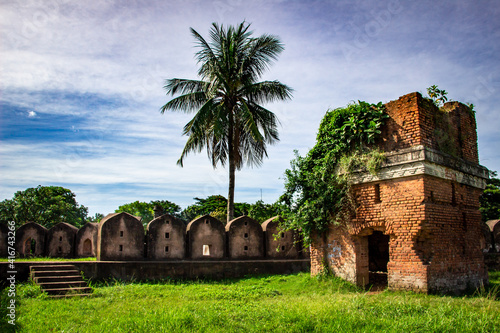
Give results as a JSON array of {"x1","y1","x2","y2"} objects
[{"x1": 311, "y1": 92, "x2": 488, "y2": 294}]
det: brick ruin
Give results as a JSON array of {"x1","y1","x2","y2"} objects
[
  {"x1": 8, "y1": 214, "x2": 306, "y2": 261},
  {"x1": 486, "y1": 219, "x2": 500, "y2": 252},
  {"x1": 310, "y1": 92, "x2": 490, "y2": 293}
]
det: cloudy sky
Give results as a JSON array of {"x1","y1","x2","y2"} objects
[{"x1": 1, "y1": 0, "x2": 499, "y2": 216}]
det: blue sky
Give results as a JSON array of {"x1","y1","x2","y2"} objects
[{"x1": 1, "y1": 0, "x2": 499, "y2": 216}]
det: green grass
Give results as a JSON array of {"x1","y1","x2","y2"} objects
[
  {"x1": 0, "y1": 257, "x2": 96, "y2": 262},
  {"x1": 1, "y1": 272, "x2": 499, "y2": 333}
]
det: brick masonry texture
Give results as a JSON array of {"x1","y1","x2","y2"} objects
[{"x1": 310, "y1": 92, "x2": 489, "y2": 294}]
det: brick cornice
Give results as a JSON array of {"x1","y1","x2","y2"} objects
[{"x1": 350, "y1": 145, "x2": 489, "y2": 189}]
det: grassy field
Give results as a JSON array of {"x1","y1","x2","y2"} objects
[
  {"x1": 1, "y1": 271, "x2": 499, "y2": 333},
  {"x1": 0, "y1": 257, "x2": 96, "y2": 262}
]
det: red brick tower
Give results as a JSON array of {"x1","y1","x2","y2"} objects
[{"x1": 310, "y1": 92, "x2": 489, "y2": 293}]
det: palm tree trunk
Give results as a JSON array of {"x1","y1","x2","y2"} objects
[
  {"x1": 227, "y1": 109, "x2": 235, "y2": 223},
  {"x1": 227, "y1": 154, "x2": 235, "y2": 223}
]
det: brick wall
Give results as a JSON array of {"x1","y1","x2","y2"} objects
[{"x1": 312, "y1": 92, "x2": 489, "y2": 294}]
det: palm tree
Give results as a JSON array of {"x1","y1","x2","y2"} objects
[{"x1": 160, "y1": 22, "x2": 292, "y2": 223}]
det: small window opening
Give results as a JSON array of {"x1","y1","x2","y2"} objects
[
  {"x1": 165, "y1": 232, "x2": 170, "y2": 239},
  {"x1": 165, "y1": 246, "x2": 169, "y2": 253},
  {"x1": 281, "y1": 246, "x2": 285, "y2": 251},
  {"x1": 59, "y1": 236, "x2": 63, "y2": 242},
  {"x1": 119, "y1": 245, "x2": 123, "y2": 252},
  {"x1": 58, "y1": 246, "x2": 62, "y2": 253},
  {"x1": 120, "y1": 230, "x2": 124, "y2": 237},
  {"x1": 203, "y1": 244, "x2": 211, "y2": 256},
  {"x1": 166, "y1": 220, "x2": 170, "y2": 225},
  {"x1": 244, "y1": 246, "x2": 248, "y2": 251},
  {"x1": 244, "y1": 233, "x2": 249, "y2": 239},
  {"x1": 244, "y1": 221, "x2": 248, "y2": 226},
  {"x1": 205, "y1": 219, "x2": 209, "y2": 224},
  {"x1": 374, "y1": 184, "x2": 381, "y2": 203},
  {"x1": 430, "y1": 191, "x2": 434, "y2": 202},
  {"x1": 280, "y1": 232, "x2": 285, "y2": 238}
]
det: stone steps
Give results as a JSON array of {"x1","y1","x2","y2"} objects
[{"x1": 30, "y1": 264, "x2": 93, "y2": 298}]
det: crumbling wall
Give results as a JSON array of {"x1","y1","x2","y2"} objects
[
  {"x1": 312, "y1": 92, "x2": 489, "y2": 293},
  {"x1": 262, "y1": 216, "x2": 301, "y2": 259},
  {"x1": 76, "y1": 223, "x2": 99, "y2": 257},
  {"x1": 97, "y1": 212, "x2": 145, "y2": 261},
  {"x1": 5, "y1": 215, "x2": 308, "y2": 261},
  {"x1": 187, "y1": 215, "x2": 225, "y2": 259},
  {"x1": 147, "y1": 214, "x2": 186, "y2": 260},
  {"x1": 487, "y1": 220, "x2": 500, "y2": 252},
  {"x1": 15, "y1": 222, "x2": 47, "y2": 257},
  {"x1": 46, "y1": 222, "x2": 78, "y2": 258},
  {"x1": 226, "y1": 216, "x2": 264, "y2": 259}
]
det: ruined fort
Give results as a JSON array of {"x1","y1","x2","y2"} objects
[
  {"x1": 1, "y1": 92, "x2": 498, "y2": 293},
  {"x1": 310, "y1": 92, "x2": 491, "y2": 293},
  {"x1": 11, "y1": 214, "x2": 306, "y2": 261}
]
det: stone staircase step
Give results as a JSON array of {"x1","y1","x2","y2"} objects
[
  {"x1": 31, "y1": 270, "x2": 80, "y2": 277},
  {"x1": 30, "y1": 265, "x2": 78, "y2": 271},
  {"x1": 34, "y1": 276, "x2": 83, "y2": 283},
  {"x1": 30, "y1": 264, "x2": 92, "y2": 298}
]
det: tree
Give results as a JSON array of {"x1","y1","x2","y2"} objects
[
  {"x1": 0, "y1": 185, "x2": 88, "y2": 229},
  {"x1": 151, "y1": 200, "x2": 182, "y2": 217},
  {"x1": 180, "y1": 195, "x2": 251, "y2": 223},
  {"x1": 180, "y1": 195, "x2": 228, "y2": 221},
  {"x1": 116, "y1": 200, "x2": 181, "y2": 227},
  {"x1": 480, "y1": 171, "x2": 500, "y2": 222},
  {"x1": 161, "y1": 22, "x2": 292, "y2": 223},
  {"x1": 86, "y1": 213, "x2": 104, "y2": 224},
  {"x1": 248, "y1": 200, "x2": 285, "y2": 223},
  {"x1": 280, "y1": 102, "x2": 388, "y2": 245}
]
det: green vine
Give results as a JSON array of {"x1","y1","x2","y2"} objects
[{"x1": 279, "y1": 101, "x2": 388, "y2": 245}]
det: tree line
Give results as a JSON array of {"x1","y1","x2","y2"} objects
[{"x1": 0, "y1": 186, "x2": 284, "y2": 229}]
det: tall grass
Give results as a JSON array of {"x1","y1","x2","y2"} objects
[{"x1": 1, "y1": 272, "x2": 499, "y2": 332}]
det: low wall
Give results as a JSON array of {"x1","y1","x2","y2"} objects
[
  {"x1": 0, "y1": 259, "x2": 311, "y2": 284},
  {"x1": 484, "y1": 253, "x2": 500, "y2": 271}
]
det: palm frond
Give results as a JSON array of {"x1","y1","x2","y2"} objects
[
  {"x1": 160, "y1": 92, "x2": 208, "y2": 114},
  {"x1": 242, "y1": 34, "x2": 284, "y2": 81},
  {"x1": 241, "y1": 80, "x2": 293, "y2": 104},
  {"x1": 245, "y1": 102, "x2": 280, "y2": 144},
  {"x1": 162, "y1": 21, "x2": 291, "y2": 175},
  {"x1": 164, "y1": 79, "x2": 209, "y2": 95}
]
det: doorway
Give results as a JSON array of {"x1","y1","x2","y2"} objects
[
  {"x1": 83, "y1": 238, "x2": 92, "y2": 256},
  {"x1": 24, "y1": 237, "x2": 36, "y2": 257},
  {"x1": 368, "y1": 231, "x2": 390, "y2": 289}
]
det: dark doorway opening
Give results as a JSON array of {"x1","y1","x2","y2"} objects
[
  {"x1": 368, "y1": 231, "x2": 390, "y2": 289},
  {"x1": 24, "y1": 238, "x2": 37, "y2": 257},
  {"x1": 83, "y1": 238, "x2": 92, "y2": 256}
]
